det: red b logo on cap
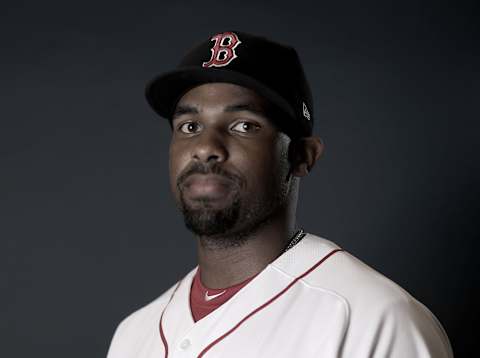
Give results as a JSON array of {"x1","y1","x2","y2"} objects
[{"x1": 202, "y1": 32, "x2": 242, "y2": 68}]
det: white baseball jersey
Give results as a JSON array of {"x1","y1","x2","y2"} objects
[{"x1": 107, "y1": 233, "x2": 453, "y2": 357}]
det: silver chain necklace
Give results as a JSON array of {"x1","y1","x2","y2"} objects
[{"x1": 282, "y1": 228, "x2": 306, "y2": 253}]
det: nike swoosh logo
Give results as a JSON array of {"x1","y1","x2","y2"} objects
[{"x1": 204, "y1": 290, "x2": 226, "y2": 301}]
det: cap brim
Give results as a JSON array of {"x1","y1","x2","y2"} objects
[{"x1": 145, "y1": 66, "x2": 295, "y2": 126}]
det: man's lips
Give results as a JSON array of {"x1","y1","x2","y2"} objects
[{"x1": 181, "y1": 174, "x2": 235, "y2": 200}]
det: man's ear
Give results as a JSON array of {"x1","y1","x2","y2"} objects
[{"x1": 288, "y1": 136, "x2": 324, "y2": 177}]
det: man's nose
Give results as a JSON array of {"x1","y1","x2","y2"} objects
[{"x1": 192, "y1": 129, "x2": 228, "y2": 163}]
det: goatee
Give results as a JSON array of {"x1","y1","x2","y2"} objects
[{"x1": 180, "y1": 194, "x2": 241, "y2": 239}]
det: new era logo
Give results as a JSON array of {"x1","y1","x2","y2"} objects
[{"x1": 303, "y1": 102, "x2": 311, "y2": 121}]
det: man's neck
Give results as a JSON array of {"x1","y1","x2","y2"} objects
[{"x1": 196, "y1": 214, "x2": 296, "y2": 289}]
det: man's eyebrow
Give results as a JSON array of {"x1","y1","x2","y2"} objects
[
  {"x1": 224, "y1": 103, "x2": 266, "y2": 116},
  {"x1": 172, "y1": 105, "x2": 199, "y2": 119}
]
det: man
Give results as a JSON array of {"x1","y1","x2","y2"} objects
[{"x1": 107, "y1": 31, "x2": 453, "y2": 357}]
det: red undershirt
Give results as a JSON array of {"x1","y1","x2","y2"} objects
[{"x1": 190, "y1": 268, "x2": 258, "y2": 322}]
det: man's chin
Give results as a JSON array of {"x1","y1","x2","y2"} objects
[
  {"x1": 184, "y1": 217, "x2": 233, "y2": 237},
  {"x1": 181, "y1": 202, "x2": 240, "y2": 237}
]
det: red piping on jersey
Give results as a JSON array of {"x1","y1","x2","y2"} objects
[
  {"x1": 159, "y1": 281, "x2": 182, "y2": 358},
  {"x1": 197, "y1": 248, "x2": 343, "y2": 357},
  {"x1": 159, "y1": 248, "x2": 343, "y2": 358}
]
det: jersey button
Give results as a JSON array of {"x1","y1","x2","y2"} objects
[{"x1": 180, "y1": 339, "x2": 191, "y2": 350}]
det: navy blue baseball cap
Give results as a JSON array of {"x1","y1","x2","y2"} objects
[{"x1": 145, "y1": 31, "x2": 314, "y2": 138}]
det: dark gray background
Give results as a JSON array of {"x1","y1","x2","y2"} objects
[{"x1": 1, "y1": 0, "x2": 478, "y2": 357}]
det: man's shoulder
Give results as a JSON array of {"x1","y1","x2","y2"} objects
[
  {"x1": 117, "y1": 283, "x2": 177, "y2": 328},
  {"x1": 281, "y1": 233, "x2": 453, "y2": 356},
  {"x1": 107, "y1": 268, "x2": 197, "y2": 357},
  {"x1": 109, "y1": 283, "x2": 176, "y2": 340},
  {"x1": 291, "y1": 233, "x2": 417, "y2": 306}
]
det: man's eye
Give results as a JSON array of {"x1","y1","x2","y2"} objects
[
  {"x1": 231, "y1": 121, "x2": 260, "y2": 133},
  {"x1": 179, "y1": 122, "x2": 201, "y2": 134}
]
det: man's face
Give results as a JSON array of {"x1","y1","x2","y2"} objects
[{"x1": 169, "y1": 83, "x2": 292, "y2": 246}]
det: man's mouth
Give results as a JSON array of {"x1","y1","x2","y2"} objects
[{"x1": 182, "y1": 174, "x2": 235, "y2": 200}]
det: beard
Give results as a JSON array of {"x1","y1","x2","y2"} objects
[
  {"x1": 177, "y1": 175, "x2": 290, "y2": 249},
  {"x1": 180, "y1": 187, "x2": 285, "y2": 248},
  {"x1": 179, "y1": 192, "x2": 241, "y2": 239}
]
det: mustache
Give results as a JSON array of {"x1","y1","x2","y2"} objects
[{"x1": 177, "y1": 162, "x2": 243, "y2": 188}]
